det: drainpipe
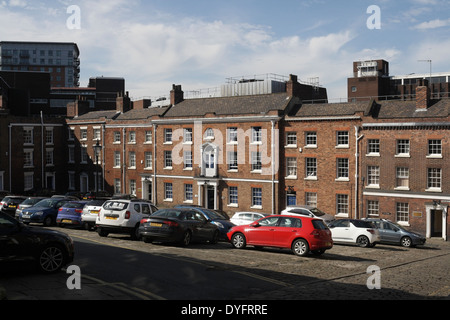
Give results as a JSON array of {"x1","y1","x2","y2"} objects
[
  {"x1": 102, "y1": 124, "x2": 106, "y2": 191},
  {"x1": 271, "y1": 120, "x2": 276, "y2": 215},
  {"x1": 41, "y1": 111, "x2": 45, "y2": 190},
  {"x1": 354, "y1": 126, "x2": 364, "y2": 219},
  {"x1": 122, "y1": 127, "x2": 126, "y2": 193},
  {"x1": 153, "y1": 124, "x2": 157, "y2": 204},
  {"x1": 8, "y1": 124, "x2": 11, "y2": 192}
]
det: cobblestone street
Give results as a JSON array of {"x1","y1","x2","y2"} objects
[{"x1": 2, "y1": 226, "x2": 448, "y2": 301}]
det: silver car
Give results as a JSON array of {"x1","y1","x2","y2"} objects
[
  {"x1": 363, "y1": 218, "x2": 426, "y2": 248},
  {"x1": 281, "y1": 205, "x2": 335, "y2": 225},
  {"x1": 15, "y1": 197, "x2": 46, "y2": 220},
  {"x1": 81, "y1": 199, "x2": 107, "y2": 230}
]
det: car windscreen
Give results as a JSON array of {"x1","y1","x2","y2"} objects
[
  {"x1": 152, "y1": 209, "x2": 183, "y2": 219},
  {"x1": 22, "y1": 198, "x2": 41, "y2": 205},
  {"x1": 87, "y1": 200, "x2": 106, "y2": 206},
  {"x1": 312, "y1": 220, "x2": 328, "y2": 230},
  {"x1": 34, "y1": 199, "x2": 59, "y2": 208},
  {"x1": 103, "y1": 201, "x2": 129, "y2": 211},
  {"x1": 352, "y1": 220, "x2": 375, "y2": 228},
  {"x1": 202, "y1": 209, "x2": 228, "y2": 220},
  {"x1": 309, "y1": 208, "x2": 326, "y2": 217},
  {"x1": 63, "y1": 202, "x2": 85, "y2": 208}
]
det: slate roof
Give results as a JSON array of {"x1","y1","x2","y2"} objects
[
  {"x1": 289, "y1": 99, "x2": 450, "y2": 119},
  {"x1": 375, "y1": 99, "x2": 450, "y2": 119},
  {"x1": 115, "y1": 106, "x2": 168, "y2": 120},
  {"x1": 71, "y1": 110, "x2": 120, "y2": 121},
  {"x1": 291, "y1": 102, "x2": 369, "y2": 118},
  {"x1": 163, "y1": 93, "x2": 293, "y2": 118}
]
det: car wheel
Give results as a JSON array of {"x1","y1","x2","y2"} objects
[
  {"x1": 43, "y1": 216, "x2": 53, "y2": 227},
  {"x1": 357, "y1": 235, "x2": 370, "y2": 247},
  {"x1": 401, "y1": 236, "x2": 413, "y2": 248},
  {"x1": 231, "y1": 233, "x2": 246, "y2": 249},
  {"x1": 180, "y1": 231, "x2": 192, "y2": 246},
  {"x1": 131, "y1": 225, "x2": 141, "y2": 241},
  {"x1": 83, "y1": 222, "x2": 91, "y2": 231},
  {"x1": 292, "y1": 239, "x2": 309, "y2": 257},
  {"x1": 143, "y1": 237, "x2": 153, "y2": 243},
  {"x1": 37, "y1": 244, "x2": 66, "y2": 274},
  {"x1": 97, "y1": 227, "x2": 109, "y2": 237}
]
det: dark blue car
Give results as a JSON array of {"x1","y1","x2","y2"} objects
[
  {"x1": 20, "y1": 198, "x2": 72, "y2": 226},
  {"x1": 56, "y1": 201, "x2": 89, "y2": 227},
  {"x1": 174, "y1": 205, "x2": 235, "y2": 240}
]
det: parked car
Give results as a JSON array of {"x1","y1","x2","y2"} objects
[
  {"x1": 83, "y1": 191, "x2": 112, "y2": 200},
  {"x1": 15, "y1": 197, "x2": 46, "y2": 220},
  {"x1": 139, "y1": 208, "x2": 220, "y2": 246},
  {"x1": 20, "y1": 198, "x2": 72, "y2": 226},
  {"x1": 56, "y1": 201, "x2": 89, "y2": 227},
  {"x1": 281, "y1": 205, "x2": 335, "y2": 225},
  {"x1": 175, "y1": 205, "x2": 235, "y2": 240},
  {"x1": 363, "y1": 218, "x2": 426, "y2": 247},
  {"x1": 227, "y1": 215, "x2": 333, "y2": 257},
  {"x1": 328, "y1": 219, "x2": 380, "y2": 247},
  {"x1": 96, "y1": 199, "x2": 158, "y2": 239},
  {"x1": 0, "y1": 211, "x2": 74, "y2": 273},
  {"x1": 230, "y1": 212, "x2": 271, "y2": 226},
  {"x1": 0, "y1": 196, "x2": 27, "y2": 216},
  {"x1": 81, "y1": 199, "x2": 107, "y2": 230}
]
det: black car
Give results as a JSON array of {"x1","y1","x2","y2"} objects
[
  {"x1": 0, "y1": 196, "x2": 27, "y2": 216},
  {"x1": 139, "y1": 208, "x2": 219, "y2": 246},
  {"x1": 0, "y1": 212, "x2": 74, "y2": 273}
]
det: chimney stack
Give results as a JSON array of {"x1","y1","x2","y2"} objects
[
  {"x1": 67, "y1": 96, "x2": 90, "y2": 117},
  {"x1": 170, "y1": 84, "x2": 184, "y2": 105},
  {"x1": 287, "y1": 74, "x2": 301, "y2": 98},
  {"x1": 416, "y1": 79, "x2": 430, "y2": 111},
  {"x1": 116, "y1": 91, "x2": 131, "y2": 113}
]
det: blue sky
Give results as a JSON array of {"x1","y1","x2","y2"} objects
[{"x1": 1, "y1": 0, "x2": 449, "y2": 101}]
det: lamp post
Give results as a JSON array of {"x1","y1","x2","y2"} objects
[{"x1": 92, "y1": 140, "x2": 102, "y2": 194}]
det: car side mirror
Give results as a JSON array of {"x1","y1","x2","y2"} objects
[
  {"x1": 393, "y1": 227, "x2": 399, "y2": 232},
  {"x1": 250, "y1": 222, "x2": 260, "y2": 228},
  {"x1": 328, "y1": 225, "x2": 335, "y2": 228}
]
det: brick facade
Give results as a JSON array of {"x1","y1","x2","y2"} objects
[{"x1": 1, "y1": 74, "x2": 449, "y2": 240}]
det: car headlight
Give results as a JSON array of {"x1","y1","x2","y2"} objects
[{"x1": 212, "y1": 221, "x2": 224, "y2": 229}]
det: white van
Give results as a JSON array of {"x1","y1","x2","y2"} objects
[{"x1": 281, "y1": 205, "x2": 335, "y2": 225}]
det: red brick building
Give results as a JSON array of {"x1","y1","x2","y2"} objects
[{"x1": 1, "y1": 69, "x2": 448, "y2": 240}]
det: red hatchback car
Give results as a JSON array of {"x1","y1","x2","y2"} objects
[{"x1": 227, "y1": 215, "x2": 333, "y2": 256}]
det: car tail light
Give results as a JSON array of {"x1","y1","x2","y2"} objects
[
  {"x1": 75, "y1": 209, "x2": 83, "y2": 213},
  {"x1": 310, "y1": 230, "x2": 320, "y2": 238},
  {"x1": 140, "y1": 218, "x2": 149, "y2": 224},
  {"x1": 124, "y1": 211, "x2": 131, "y2": 219},
  {"x1": 367, "y1": 229, "x2": 375, "y2": 234},
  {"x1": 165, "y1": 221, "x2": 179, "y2": 227},
  {"x1": 58, "y1": 208, "x2": 63, "y2": 211}
]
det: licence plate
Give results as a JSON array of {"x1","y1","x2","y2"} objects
[
  {"x1": 90, "y1": 210, "x2": 99, "y2": 214},
  {"x1": 150, "y1": 222, "x2": 162, "y2": 227},
  {"x1": 8, "y1": 205, "x2": 16, "y2": 208},
  {"x1": 105, "y1": 216, "x2": 118, "y2": 220},
  {"x1": 62, "y1": 219, "x2": 72, "y2": 224}
]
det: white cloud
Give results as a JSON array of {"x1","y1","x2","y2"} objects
[
  {"x1": 413, "y1": 18, "x2": 450, "y2": 30},
  {"x1": 9, "y1": 0, "x2": 27, "y2": 8}
]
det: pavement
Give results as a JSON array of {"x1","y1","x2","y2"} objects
[{"x1": 1, "y1": 237, "x2": 449, "y2": 301}]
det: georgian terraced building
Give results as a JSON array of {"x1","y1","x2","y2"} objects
[{"x1": 0, "y1": 68, "x2": 448, "y2": 240}]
